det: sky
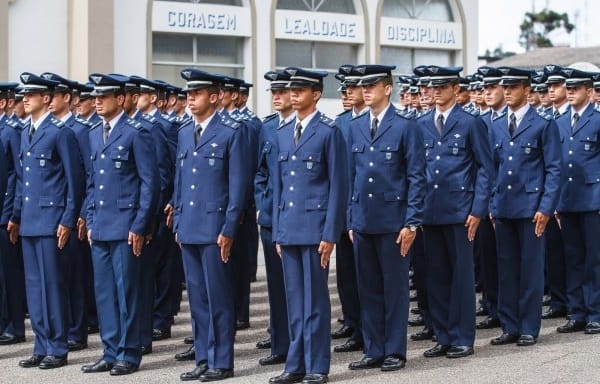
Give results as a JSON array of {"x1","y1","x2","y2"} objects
[{"x1": 478, "y1": 0, "x2": 600, "y2": 55}]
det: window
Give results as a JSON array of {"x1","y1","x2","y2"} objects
[
  {"x1": 277, "y1": 0, "x2": 355, "y2": 14},
  {"x1": 381, "y1": 0, "x2": 453, "y2": 21},
  {"x1": 152, "y1": 33, "x2": 244, "y2": 87},
  {"x1": 158, "y1": 0, "x2": 242, "y2": 5}
]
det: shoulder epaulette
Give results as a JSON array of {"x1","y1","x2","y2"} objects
[
  {"x1": 142, "y1": 113, "x2": 157, "y2": 123},
  {"x1": 394, "y1": 108, "x2": 411, "y2": 119},
  {"x1": 5, "y1": 118, "x2": 19, "y2": 128},
  {"x1": 163, "y1": 114, "x2": 177, "y2": 123},
  {"x1": 538, "y1": 112, "x2": 553, "y2": 121},
  {"x1": 492, "y1": 111, "x2": 506, "y2": 121},
  {"x1": 416, "y1": 109, "x2": 433, "y2": 120},
  {"x1": 50, "y1": 118, "x2": 64, "y2": 127},
  {"x1": 221, "y1": 118, "x2": 240, "y2": 129},
  {"x1": 336, "y1": 109, "x2": 352, "y2": 118},
  {"x1": 262, "y1": 113, "x2": 278, "y2": 123},
  {"x1": 74, "y1": 117, "x2": 91, "y2": 127},
  {"x1": 319, "y1": 114, "x2": 335, "y2": 127},
  {"x1": 126, "y1": 118, "x2": 142, "y2": 129}
]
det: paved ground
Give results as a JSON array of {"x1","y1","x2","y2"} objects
[{"x1": 2, "y1": 255, "x2": 600, "y2": 384}]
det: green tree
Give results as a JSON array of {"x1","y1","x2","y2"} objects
[{"x1": 519, "y1": 9, "x2": 575, "y2": 51}]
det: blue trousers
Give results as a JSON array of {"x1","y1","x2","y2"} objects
[
  {"x1": 475, "y1": 217, "x2": 499, "y2": 318},
  {"x1": 260, "y1": 226, "x2": 289, "y2": 356},
  {"x1": 353, "y1": 232, "x2": 409, "y2": 359},
  {"x1": 231, "y1": 209, "x2": 256, "y2": 324},
  {"x1": 153, "y1": 222, "x2": 177, "y2": 331},
  {"x1": 410, "y1": 229, "x2": 432, "y2": 328},
  {"x1": 181, "y1": 243, "x2": 234, "y2": 369},
  {"x1": 66, "y1": 237, "x2": 89, "y2": 344},
  {"x1": 561, "y1": 212, "x2": 600, "y2": 323},
  {"x1": 544, "y1": 217, "x2": 567, "y2": 311},
  {"x1": 336, "y1": 231, "x2": 362, "y2": 343},
  {"x1": 22, "y1": 236, "x2": 69, "y2": 356},
  {"x1": 423, "y1": 224, "x2": 476, "y2": 347},
  {"x1": 281, "y1": 245, "x2": 330, "y2": 375},
  {"x1": 495, "y1": 218, "x2": 545, "y2": 337},
  {"x1": 91, "y1": 240, "x2": 142, "y2": 365},
  {"x1": 0, "y1": 229, "x2": 25, "y2": 337},
  {"x1": 139, "y1": 235, "x2": 157, "y2": 349}
]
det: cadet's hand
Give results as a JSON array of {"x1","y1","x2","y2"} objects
[
  {"x1": 256, "y1": 210, "x2": 260, "y2": 222},
  {"x1": 87, "y1": 229, "x2": 92, "y2": 246},
  {"x1": 6, "y1": 221, "x2": 19, "y2": 244},
  {"x1": 217, "y1": 234, "x2": 233, "y2": 263},
  {"x1": 175, "y1": 232, "x2": 181, "y2": 249},
  {"x1": 276, "y1": 244, "x2": 282, "y2": 258},
  {"x1": 56, "y1": 225, "x2": 72, "y2": 250},
  {"x1": 554, "y1": 211, "x2": 561, "y2": 230},
  {"x1": 128, "y1": 232, "x2": 144, "y2": 257},
  {"x1": 164, "y1": 204, "x2": 174, "y2": 228},
  {"x1": 396, "y1": 227, "x2": 416, "y2": 257},
  {"x1": 318, "y1": 241, "x2": 334, "y2": 269},
  {"x1": 77, "y1": 218, "x2": 87, "y2": 241},
  {"x1": 533, "y1": 212, "x2": 550, "y2": 237},
  {"x1": 465, "y1": 215, "x2": 481, "y2": 242},
  {"x1": 348, "y1": 230, "x2": 354, "y2": 243}
]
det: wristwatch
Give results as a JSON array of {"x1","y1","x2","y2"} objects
[{"x1": 406, "y1": 225, "x2": 418, "y2": 232}]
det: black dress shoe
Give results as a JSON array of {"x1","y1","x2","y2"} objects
[
  {"x1": 423, "y1": 344, "x2": 450, "y2": 358},
  {"x1": 476, "y1": 317, "x2": 501, "y2": 329},
  {"x1": 87, "y1": 325, "x2": 99, "y2": 334},
  {"x1": 557, "y1": 319, "x2": 587, "y2": 333},
  {"x1": 408, "y1": 315, "x2": 425, "y2": 327},
  {"x1": 199, "y1": 368, "x2": 234, "y2": 382},
  {"x1": 491, "y1": 333, "x2": 520, "y2": 345},
  {"x1": 585, "y1": 322, "x2": 600, "y2": 334},
  {"x1": 81, "y1": 359, "x2": 114, "y2": 373},
  {"x1": 68, "y1": 340, "x2": 88, "y2": 351},
  {"x1": 410, "y1": 307, "x2": 420, "y2": 315},
  {"x1": 381, "y1": 354, "x2": 405, "y2": 371},
  {"x1": 184, "y1": 335, "x2": 194, "y2": 344},
  {"x1": 110, "y1": 360, "x2": 138, "y2": 376},
  {"x1": 152, "y1": 328, "x2": 172, "y2": 341},
  {"x1": 175, "y1": 346, "x2": 196, "y2": 361},
  {"x1": 256, "y1": 338, "x2": 271, "y2": 349},
  {"x1": 39, "y1": 355, "x2": 68, "y2": 369},
  {"x1": 446, "y1": 346, "x2": 474, "y2": 358},
  {"x1": 141, "y1": 345, "x2": 152, "y2": 355},
  {"x1": 542, "y1": 295, "x2": 552, "y2": 306},
  {"x1": 475, "y1": 306, "x2": 489, "y2": 317},
  {"x1": 333, "y1": 338, "x2": 363, "y2": 353},
  {"x1": 542, "y1": 308, "x2": 567, "y2": 319},
  {"x1": 348, "y1": 356, "x2": 383, "y2": 370},
  {"x1": 331, "y1": 325, "x2": 353, "y2": 339},
  {"x1": 235, "y1": 321, "x2": 250, "y2": 331},
  {"x1": 410, "y1": 327, "x2": 434, "y2": 341},
  {"x1": 0, "y1": 333, "x2": 25, "y2": 345},
  {"x1": 409, "y1": 291, "x2": 417, "y2": 302},
  {"x1": 337, "y1": 317, "x2": 344, "y2": 324},
  {"x1": 180, "y1": 361, "x2": 208, "y2": 381},
  {"x1": 302, "y1": 373, "x2": 328, "y2": 384},
  {"x1": 516, "y1": 334, "x2": 536, "y2": 346},
  {"x1": 259, "y1": 354, "x2": 286, "y2": 366},
  {"x1": 19, "y1": 355, "x2": 45, "y2": 368},
  {"x1": 269, "y1": 372, "x2": 305, "y2": 384}
]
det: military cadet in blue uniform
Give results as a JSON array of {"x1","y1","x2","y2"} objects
[
  {"x1": 554, "y1": 68, "x2": 600, "y2": 335},
  {"x1": 331, "y1": 65, "x2": 366, "y2": 354},
  {"x1": 474, "y1": 66, "x2": 506, "y2": 331},
  {"x1": 81, "y1": 73, "x2": 159, "y2": 375},
  {"x1": 0, "y1": 83, "x2": 24, "y2": 346},
  {"x1": 12, "y1": 73, "x2": 84, "y2": 369},
  {"x1": 540, "y1": 64, "x2": 568, "y2": 319},
  {"x1": 254, "y1": 70, "x2": 294, "y2": 367},
  {"x1": 489, "y1": 67, "x2": 561, "y2": 347},
  {"x1": 345, "y1": 64, "x2": 426, "y2": 372},
  {"x1": 269, "y1": 67, "x2": 347, "y2": 384},
  {"x1": 175, "y1": 68, "x2": 248, "y2": 382},
  {"x1": 40, "y1": 72, "x2": 93, "y2": 352},
  {"x1": 75, "y1": 82, "x2": 101, "y2": 125},
  {"x1": 417, "y1": 66, "x2": 493, "y2": 359}
]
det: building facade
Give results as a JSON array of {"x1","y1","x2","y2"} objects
[{"x1": 0, "y1": 0, "x2": 478, "y2": 116}]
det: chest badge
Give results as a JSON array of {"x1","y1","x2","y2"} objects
[
  {"x1": 385, "y1": 152, "x2": 392, "y2": 160},
  {"x1": 584, "y1": 143, "x2": 591, "y2": 151},
  {"x1": 39, "y1": 159, "x2": 46, "y2": 167},
  {"x1": 211, "y1": 143, "x2": 218, "y2": 148},
  {"x1": 524, "y1": 147, "x2": 531, "y2": 154},
  {"x1": 454, "y1": 134, "x2": 461, "y2": 138},
  {"x1": 114, "y1": 161, "x2": 122, "y2": 169},
  {"x1": 306, "y1": 161, "x2": 313, "y2": 170},
  {"x1": 117, "y1": 145, "x2": 124, "y2": 150},
  {"x1": 209, "y1": 158, "x2": 215, "y2": 167},
  {"x1": 452, "y1": 147, "x2": 459, "y2": 155}
]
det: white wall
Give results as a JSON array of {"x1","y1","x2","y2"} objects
[
  {"x1": 113, "y1": 0, "x2": 149, "y2": 76},
  {"x1": 8, "y1": 0, "x2": 68, "y2": 80}
]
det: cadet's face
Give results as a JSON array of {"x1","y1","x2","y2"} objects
[
  {"x1": 566, "y1": 85, "x2": 592, "y2": 110},
  {"x1": 94, "y1": 93, "x2": 124, "y2": 120},
  {"x1": 539, "y1": 91, "x2": 550, "y2": 106},
  {"x1": 49, "y1": 92, "x2": 70, "y2": 115},
  {"x1": 23, "y1": 92, "x2": 48, "y2": 115},
  {"x1": 123, "y1": 92, "x2": 139, "y2": 115},
  {"x1": 175, "y1": 98, "x2": 187, "y2": 113},
  {"x1": 289, "y1": 87, "x2": 320, "y2": 113},
  {"x1": 483, "y1": 84, "x2": 504, "y2": 109},
  {"x1": 548, "y1": 82, "x2": 567, "y2": 103},
  {"x1": 271, "y1": 89, "x2": 291, "y2": 112},
  {"x1": 340, "y1": 92, "x2": 352, "y2": 110},
  {"x1": 594, "y1": 89, "x2": 600, "y2": 104},
  {"x1": 527, "y1": 92, "x2": 540, "y2": 105},
  {"x1": 432, "y1": 83, "x2": 457, "y2": 109},
  {"x1": 410, "y1": 93, "x2": 421, "y2": 108},
  {"x1": 77, "y1": 98, "x2": 95, "y2": 117},
  {"x1": 502, "y1": 83, "x2": 529, "y2": 109},
  {"x1": 186, "y1": 88, "x2": 216, "y2": 117},
  {"x1": 137, "y1": 93, "x2": 152, "y2": 112},
  {"x1": 220, "y1": 90, "x2": 232, "y2": 108},
  {"x1": 346, "y1": 85, "x2": 364, "y2": 106},
  {"x1": 419, "y1": 86, "x2": 433, "y2": 105},
  {"x1": 361, "y1": 81, "x2": 391, "y2": 109},
  {"x1": 456, "y1": 90, "x2": 470, "y2": 105}
]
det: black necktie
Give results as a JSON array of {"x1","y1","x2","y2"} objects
[
  {"x1": 492, "y1": 111, "x2": 498, "y2": 120},
  {"x1": 28, "y1": 124, "x2": 35, "y2": 143},
  {"x1": 370, "y1": 117, "x2": 378, "y2": 139},
  {"x1": 436, "y1": 114, "x2": 444, "y2": 135},
  {"x1": 194, "y1": 124, "x2": 202, "y2": 146},
  {"x1": 294, "y1": 122, "x2": 302, "y2": 145},
  {"x1": 572, "y1": 112, "x2": 580, "y2": 133},
  {"x1": 103, "y1": 122, "x2": 110, "y2": 144},
  {"x1": 554, "y1": 109, "x2": 560, "y2": 119},
  {"x1": 509, "y1": 113, "x2": 516, "y2": 137}
]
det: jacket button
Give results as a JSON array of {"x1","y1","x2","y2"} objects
[
  {"x1": 435, "y1": 169, "x2": 439, "y2": 174},
  {"x1": 25, "y1": 167, "x2": 29, "y2": 171},
  {"x1": 291, "y1": 155, "x2": 296, "y2": 160},
  {"x1": 568, "y1": 177, "x2": 573, "y2": 181},
  {"x1": 435, "y1": 156, "x2": 440, "y2": 160},
  {"x1": 99, "y1": 185, "x2": 104, "y2": 190},
  {"x1": 192, "y1": 168, "x2": 197, "y2": 173},
  {"x1": 437, "y1": 141, "x2": 442, "y2": 145},
  {"x1": 289, "y1": 202, "x2": 294, "y2": 207},
  {"x1": 368, "y1": 178, "x2": 373, "y2": 183},
  {"x1": 507, "y1": 185, "x2": 512, "y2": 190},
  {"x1": 368, "y1": 193, "x2": 373, "y2": 198},
  {"x1": 24, "y1": 196, "x2": 29, "y2": 201},
  {"x1": 433, "y1": 184, "x2": 438, "y2": 189},
  {"x1": 99, "y1": 200, "x2": 104, "y2": 205},
  {"x1": 507, "y1": 171, "x2": 512, "y2": 175},
  {"x1": 101, "y1": 154, "x2": 105, "y2": 159},
  {"x1": 193, "y1": 152, "x2": 197, "y2": 156},
  {"x1": 370, "y1": 146, "x2": 374, "y2": 151},
  {"x1": 369, "y1": 162, "x2": 374, "y2": 167},
  {"x1": 290, "y1": 171, "x2": 295, "y2": 176},
  {"x1": 25, "y1": 181, "x2": 29, "y2": 186},
  {"x1": 568, "y1": 150, "x2": 573, "y2": 155},
  {"x1": 289, "y1": 186, "x2": 294, "y2": 191},
  {"x1": 570, "y1": 137, "x2": 574, "y2": 141},
  {"x1": 508, "y1": 156, "x2": 512, "y2": 161},
  {"x1": 27, "y1": 152, "x2": 31, "y2": 156},
  {"x1": 191, "y1": 185, "x2": 195, "y2": 190},
  {"x1": 568, "y1": 163, "x2": 573, "y2": 168},
  {"x1": 99, "y1": 169, "x2": 104, "y2": 174},
  {"x1": 189, "y1": 201, "x2": 194, "y2": 206}
]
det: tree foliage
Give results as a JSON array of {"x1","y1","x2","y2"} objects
[{"x1": 519, "y1": 9, "x2": 575, "y2": 51}]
